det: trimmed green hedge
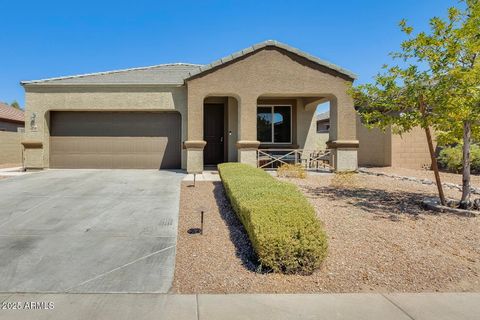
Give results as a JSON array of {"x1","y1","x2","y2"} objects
[{"x1": 218, "y1": 163, "x2": 328, "y2": 274}]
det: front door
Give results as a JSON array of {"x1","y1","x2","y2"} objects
[{"x1": 203, "y1": 104, "x2": 225, "y2": 165}]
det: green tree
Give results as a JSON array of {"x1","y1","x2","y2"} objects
[
  {"x1": 351, "y1": 0, "x2": 480, "y2": 208},
  {"x1": 10, "y1": 100, "x2": 22, "y2": 110}
]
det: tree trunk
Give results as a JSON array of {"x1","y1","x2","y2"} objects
[
  {"x1": 418, "y1": 96, "x2": 446, "y2": 206},
  {"x1": 424, "y1": 126, "x2": 447, "y2": 206},
  {"x1": 460, "y1": 120, "x2": 471, "y2": 209}
]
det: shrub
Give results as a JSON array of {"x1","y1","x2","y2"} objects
[
  {"x1": 330, "y1": 171, "x2": 359, "y2": 187},
  {"x1": 438, "y1": 144, "x2": 480, "y2": 174},
  {"x1": 218, "y1": 163, "x2": 328, "y2": 274},
  {"x1": 277, "y1": 163, "x2": 306, "y2": 179}
]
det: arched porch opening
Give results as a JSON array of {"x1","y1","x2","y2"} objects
[
  {"x1": 202, "y1": 95, "x2": 240, "y2": 167},
  {"x1": 255, "y1": 94, "x2": 337, "y2": 170}
]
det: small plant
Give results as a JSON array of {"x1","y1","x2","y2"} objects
[
  {"x1": 277, "y1": 163, "x2": 306, "y2": 179},
  {"x1": 330, "y1": 171, "x2": 358, "y2": 187}
]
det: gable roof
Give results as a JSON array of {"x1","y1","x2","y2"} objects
[
  {"x1": 186, "y1": 40, "x2": 357, "y2": 81},
  {"x1": 0, "y1": 102, "x2": 24, "y2": 123},
  {"x1": 21, "y1": 63, "x2": 203, "y2": 86},
  {"x1": 21, "y1": 40, "x2": 356, "y2": 86}
]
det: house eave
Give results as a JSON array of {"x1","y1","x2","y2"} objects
[
  {"x1": 0, "y1": 118, "x2": 25, "y2": 125},
  {"x1": 21, "y1": 83, "x2": 185, "y2": 88}
]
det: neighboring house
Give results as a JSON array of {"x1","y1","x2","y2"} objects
[
  {"x1": 0, "y1": 102, "x2": 24, "y2": 165},
  {"x1": 315, "y1": 111, "x2": 330, "y2": 150},
  {"x1": 0, "y1": 102, "x2": 24, "y2": 132},
  {"x1": 21, "y1": 40, "x2": 359, "y2": 172},
  {"x1": 314, "y1": 112, "x2": 432, "y2": 169}
]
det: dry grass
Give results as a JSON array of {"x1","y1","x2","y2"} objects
[
  {"x1": 277, "y1": 164, "x2": 306, "y2": 179},
  {"x1": 172, "y1": 174, "x2": 480, "y2": 293}
]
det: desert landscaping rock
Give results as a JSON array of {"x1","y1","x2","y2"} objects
[
  {"x1": 359, "y1": 167, "x2": 480, "y2": 195},
  {"x1": 422, "y1": 198, "x2": 479, "y2": 217},
  {"x1": 173, "y1": 173, "x2": 480, "y2": 293}
]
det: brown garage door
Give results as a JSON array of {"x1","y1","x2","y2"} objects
[{"x1": 50, "y1": 111, "x2": 181, "y2": 169}]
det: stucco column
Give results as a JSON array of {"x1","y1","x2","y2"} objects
[
  {"x1": 22, "y1": 98, "x2": 47, "y2": 170},
  {"x1": 185, "y1": 93, "x2": 205, "y2": 173},
  {"x1": 237, "y1": 96, "x2": 260, "y2": 167},
  {"x1": 327, "y1": 94, "x2": 359, "y2": 171}
]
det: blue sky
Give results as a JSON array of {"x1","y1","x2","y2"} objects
[{"x1": 0, "y1": 0, "x2": 455, "y2": 107}]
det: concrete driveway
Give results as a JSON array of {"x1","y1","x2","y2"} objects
[{"x1": 0, "y1": 169, "x2": 184, "y2": 293}]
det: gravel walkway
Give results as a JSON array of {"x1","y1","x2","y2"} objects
[{"x1": 172, "y1": 175, "x2": 480, "y2": 293}]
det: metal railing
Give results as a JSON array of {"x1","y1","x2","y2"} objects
[{"x1": 257, "y1": 149, "x2": 333, "y2": 170}]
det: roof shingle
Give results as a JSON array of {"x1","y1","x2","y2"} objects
[
  {"x1": 21, "y1": 63, "x2": 202, "y2": 85},
  {"x1": 0, "y1": 102, "x2": 24, "y2": 122},
  {"x1": 21, "y1": 40, "x2": 357, "y2": 86}
]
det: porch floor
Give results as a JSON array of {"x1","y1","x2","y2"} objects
[{"x1": 183, "y1": 170, "x2": 221, "y2": 182}]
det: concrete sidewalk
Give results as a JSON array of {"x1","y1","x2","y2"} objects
[
  {"x1": 183, "y1": 170, "x2": 221, "y2": 182},
  {"x1": 0, "y1": 293, "x2": 478, "y2": 320},
  {"x1": 0, "y1": 166, "x2": 31, "y2": 177}
]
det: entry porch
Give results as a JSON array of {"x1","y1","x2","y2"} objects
[
  {"x1": 185, "y1": 95, "x2": 357, "y2": 173},
  {"x1": 183, "y1": 41, "x2": 359, "y2": 173}
]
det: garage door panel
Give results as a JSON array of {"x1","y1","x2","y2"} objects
[
  {"x1": 112, "y1": 154, "x2": 160, "y2": 169},
  {"x1": 144, "y1": 138, "x2": 168, "y2": 154},
  {"x1": 51, "y1": 137, "x2": 113, "y2": 154},
  {"x1": 51, "y1": 112, "x2": 181, "y2": 138},
  {"x1": 50, "y1": 112, "x2": 181, "y2": 169},
  {"x1": 51, "y1": 137, "x2": 170, "y2": 154},
  {"x1": 50, "y1": 154, "x2": 114, "y2": 169}
]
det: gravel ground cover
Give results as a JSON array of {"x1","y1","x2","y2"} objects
[{"x1": 172, "y1": 173, "x2": 480, "y2": 293}]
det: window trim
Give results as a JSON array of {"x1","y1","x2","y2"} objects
[{"x1": 257, "y1": 104, "x2": 293, "y2": 144}]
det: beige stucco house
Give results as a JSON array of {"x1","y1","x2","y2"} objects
[
  {"x1": 20, "y1": 40, "x2": 359, "y2": 172},
  {"x1": 315, "y1": 111, "x2": 330, "y2": 150}
]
